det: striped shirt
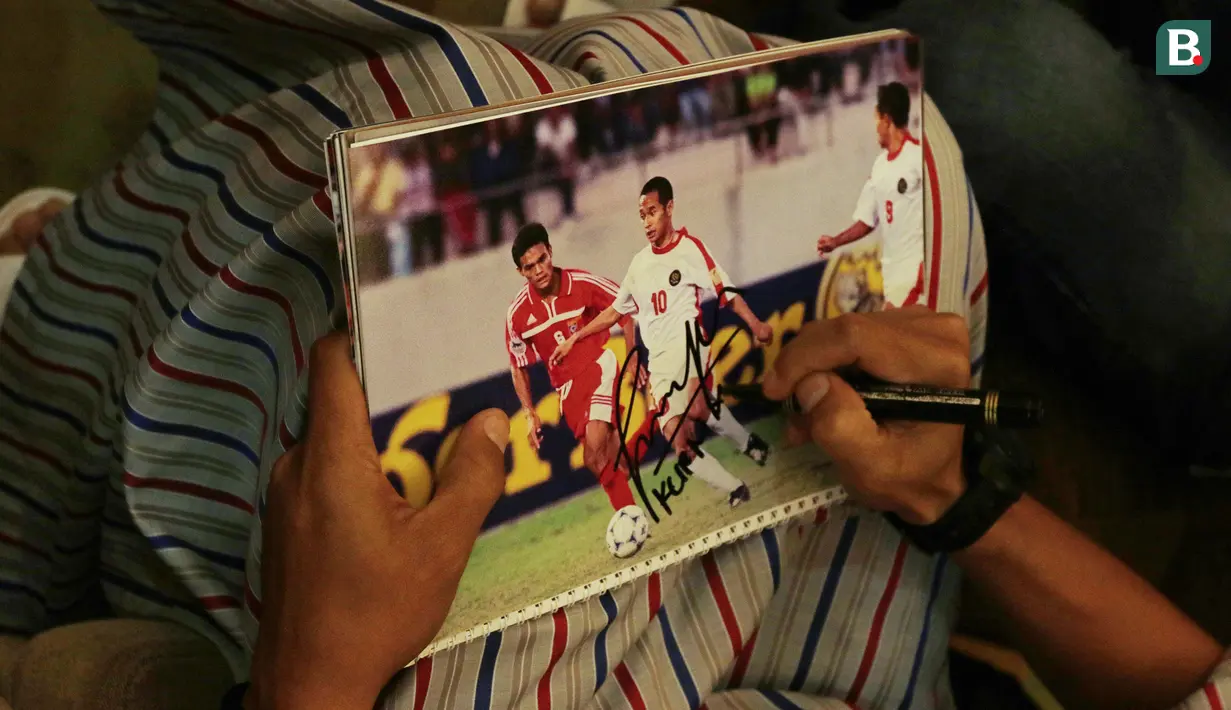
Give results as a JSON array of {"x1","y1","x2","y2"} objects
[{"x1": 0, "y1": 2, "x2": 1226, "y2": 708}]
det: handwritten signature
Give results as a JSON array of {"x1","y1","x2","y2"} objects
[{"x1": 613, "y1": 287, "x2": 753, "y2": 523}]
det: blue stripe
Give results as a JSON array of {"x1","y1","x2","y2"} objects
[
  {"x1": 0, "y1": 381, "x2": 87, "y2": 436},
  {"x1": 73, "y1": 199, "x2": 163, "y2": 266},
  {"x1": 153, "y1": 277, "x2": 177, "y2": 319},
  {"x1": 971, "y1": 352, "x2": 985, "y2": 377},
  {"x1": 0, "y1": 462, "x2": 60, "y2": 520},
  {"x1": 346, "y1": 0, "x2": 487, "y2": 106},
  {"x1": 181, "y1": 305, "x2": 279, "y2": 377},
  {"x1": 0, "y1": 579, "x2": 47, "y2": 606},
  {"x1": 898, "y1": 555, "x2": 948, "y2": 710},
  {"x1": 14, "y1": 282, "x2": 119, "y2": 349},
  {"x1": 657, "y1": 608, "x2": 701, "y2": 708},
  {"x1": 123, "y1": 395, "x2": 260, "y2": 466},
  {"x1": 474, "y1": 629, "x2": 503, "y2": 710},
  {"x1": 549, "y1": 31, "x2": 648, "y2": 72},
  {"x1": 789, "y1": 516, "x2": 860, "y2": 691},
  {"x1": 594, "y1": 592, "x2": 618, "y2": 689},
  {"x1": 151, "y1": 137, "x2": 269, "y2": 237},
  {"x1": 761, "y1": 528, "x2": 781, "y2": 592},
  {"x1": 140, "y1": 37, "x2": 279, "y2": 93},
  {"x1": 289, "y1": 84, "x2": 352, "y2": 129},
  {"x1": 262, "y1": 230, "x2": 336, "y2": 313},
  {"x1": 759, "y1": 690, "x2": 806, "y2": 710},
  {"x1": 963, "y1": 177, "x2": 975, "y2": 294},
  {"x1": 668, "y1": 8, "x2": 715, "y2": 58},
  {"x1": 148, "y1": 534, "x2": 247, "y2": 571}
]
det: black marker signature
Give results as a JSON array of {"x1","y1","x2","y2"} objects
[{"x1": 614, "y1": 287, "x2": 753, "y2": 523}]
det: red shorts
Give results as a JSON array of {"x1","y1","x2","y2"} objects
[{"x1": 559, "y1": 348, "x2": 619, "y2": 441}]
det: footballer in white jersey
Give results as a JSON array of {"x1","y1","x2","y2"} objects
[
  {"x1": 818, "y1": 81, "x2": 926, "y2": 308},
  {"x1": 552, "y1": 177, "x2": 773, "y2": 509}
]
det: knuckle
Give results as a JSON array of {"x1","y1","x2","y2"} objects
[{"x1": 831, "y1": 312, "x2": 865, "y2": 345}]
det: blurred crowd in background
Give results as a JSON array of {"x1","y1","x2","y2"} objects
[{"x1": 350, "y1": 38, "x2": 919, "y2": 281}]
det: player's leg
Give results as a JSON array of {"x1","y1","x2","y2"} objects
[
  {"x1": 690, "y1": 383, "x2": 771, "y2": 467},
  {"x1": 583, "y1": 419, "x2": 635, "y2": 511},
  {"x1": 660, "y1": 379, "x2": 746, "y2": 499}
]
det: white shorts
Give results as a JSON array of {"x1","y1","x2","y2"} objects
[
  {"x1": 883, "y1": 260, "x2": 925, "y2": 308},
  {"x1": 648, "y1": 343, "x2": 712, "y2": 424}
]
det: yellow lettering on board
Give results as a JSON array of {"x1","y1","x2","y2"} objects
[
  {"x1": 506, "y1": 391, "x2": 561, "y2": 495},
  {"x1": 764, "y1": 302, "x2": 806, "y2": 374},
  {"x1": 379, "y1": 393, "x2": 450, "y2": 509}
]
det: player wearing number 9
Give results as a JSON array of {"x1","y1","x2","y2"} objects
[
  {"x1": 504, "y1": 223, "x2": 642, "y2": 522},
  {"x1": 553, "y1": 177, "x2": 773, "y2": 509},
  {"x1": 815, "y1": 81, "x2": 926, "y2": 309}
]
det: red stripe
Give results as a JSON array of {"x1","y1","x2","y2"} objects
[
  {"x1": 748, "y1": 33, "x2": 769, "y2": 51},
  {"x1": 647, "y1": 571, "x2": 661, "y2": 617},
  {"x1": 0, "y1": 532, "x2": 51, "y2": 562},
  {"x1": 0, "y1": 331, "x2": 103, "y2": 393},
  {"x1": 682, "y1": 233, "x2": 729, "y2": 306},
  {"x1": 366, "y1": 57, "x2": 413, "y2": 120},
  {"x1": 278, "y1": 420, "x2": 297, "y2": 452},
  {"x1": 219, "y1": 267, "x2": 305, "y2": 371},
  {"x1": 0, "y1": 429, "x2": 69, "y2": 475},
  {"x1": 923, "y1": 139, "x2": 943, "y2": 310},
  {"x1": 536, "y1": 608, "x2": 570, "y2": 709},
  {"x1": 814, "y1": 506, "x2": 829, "y2": 525},
  {"x1": 123, "y1": 471, "x2": 254, "y2": 515},
  {"x1": 613, "y1": 664, "x2": 647, "y2": 710},
  {"x1": 199, "y1": 594, "x2": 240, "y2": 610},
  {"x1": 160, "y1": 72, "x2": 220, "y2": 121},
  {"x1": 500, "y1": 42, "x2": 554, "y2": 94},
  {"x1": 701, "y1": 553, "x2": 742, "y2": 654},
  {"x1": 113, "y1": 167, "x2": 190, "y2": 226},
  {"x1": 413, "y1": 657, "x2": 433, "y2": 710},
  {"x1": 572, "y1": 51, "x2": 599, "y2": 72},
  {"x1": 617, "y1": 16, "x2": 689, "y2": 64},
  {"x1": 112, "y1": 169, "x2": 219, "y2": 277},
  {"x1": 969, "y1": 270, "x2": 988, "y2": 305},
  {"x1": 147, "y1": 346, "x2": 268, "y2": 449},
  {"x1": 728, "y1": 628, "x2": 758, "y2": 686},
  {"x1": 218, "y1": 115, "x2": 326, "y2": 188},
  {"x1": 1205, "y1": 682, "x2": 1226, "y2": 710},
  {"x1": 244, "y1": 581, "x2": 262, "y2": 619},
  {"x1": 220, "y1": 0, "x2": 410, "y2": 120},
  {"x1": 846, "y1": 540, "x2": 910, "y2": 704},
  {"x1": 311, "y1": 190, "x2": 333, "y2": 219}
]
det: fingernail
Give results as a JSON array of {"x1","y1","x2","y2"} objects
[
  {"x1": 483, "y1": 411, "x2": 510, "y2": 450},
  {"x1": 796, "y1": 373, "x2": 831, "y2": 413}
]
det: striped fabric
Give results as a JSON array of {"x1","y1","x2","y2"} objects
[{"x1": 12, "y1": 2, "x2": 1225, "y2": 710}]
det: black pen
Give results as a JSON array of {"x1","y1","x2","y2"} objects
[{"x1": 721, "y1": 381, "x2": 1044, "y2": 428}]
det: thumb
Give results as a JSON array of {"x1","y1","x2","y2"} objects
[{"x1": 426, "y1": 409, "x2": 510, "y2": 536}]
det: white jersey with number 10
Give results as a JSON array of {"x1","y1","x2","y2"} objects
[{"x1": 611, "y1": 228, "x2": 730, "y2": 375}]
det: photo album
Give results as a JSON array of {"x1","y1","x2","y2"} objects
[{"x1": 324, "y1": 29, "x2": 926, "y2": 660}]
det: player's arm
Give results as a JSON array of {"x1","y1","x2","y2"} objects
[
  {"x1": 506, "y1": 316, "x2": 543, "y2": 450},
  {"x1": 620, "y1": 315, "x2": 647, "y2": 389},
  {"x1": 727, "y1": 294, "x2": 772, "y2": 345},
  {"x1": 509, "y1": 364, "x2": 542, "y2": 451},
  {"x1": 819, "y1": 178, "x2": 877, "y2": 254},
  {"x1": 698, "y1": 246, "x2": 773, "y2": 346},
  {"x1": 550, "y1": 306, "x2": 622, "y2": 366},
  {"x1": 817, "y1": 220, "x2": 874, "y2": 253}
]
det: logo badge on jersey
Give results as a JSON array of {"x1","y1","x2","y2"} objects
[
  {"x1": 897, "y1": 177, "x2": 907, "y2": 194},
  {"x1": 669, "y1": 269, "x2": 681, "y2": 287},
  {"x1": 569, "y1": 322, "x2": 578, "y2": 334},
  {"x1": 510, "y1": 337, "x2": 527, "y2": 355},
  {"x1": 526, "y1": 313, "x2": 537, "y2": 326}
]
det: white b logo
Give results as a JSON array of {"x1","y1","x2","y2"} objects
[{"x1": 1168, "y1": 28, "x2": 1201, "y2": 66}]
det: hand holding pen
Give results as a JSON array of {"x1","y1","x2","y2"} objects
[{"x1": 760, "y1": 308, "x2": 990, "y2": 526}]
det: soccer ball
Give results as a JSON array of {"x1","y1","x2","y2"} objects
[{"x1": 606, "y1": 505, "x2": 650, "y2": 559}]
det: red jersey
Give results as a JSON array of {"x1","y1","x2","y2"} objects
[{"x1": 505, "y1": 268, "x2": 621, "y2": 390}]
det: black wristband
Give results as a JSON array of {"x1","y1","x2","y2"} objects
[
  {"x1": 221, "y1": 681, "x2": 250, "y2": 710},
  {"x1": 885, "y1": 428, "x2": 1026, "y2": 554}
]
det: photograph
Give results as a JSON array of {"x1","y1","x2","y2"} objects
[{"x1": 341, "y1": 34, "x2": 925, "y2": 651}]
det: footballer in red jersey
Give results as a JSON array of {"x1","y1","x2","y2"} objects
[{"x1": 505, "y1": 223, "x2": 640, "y2": 517}]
